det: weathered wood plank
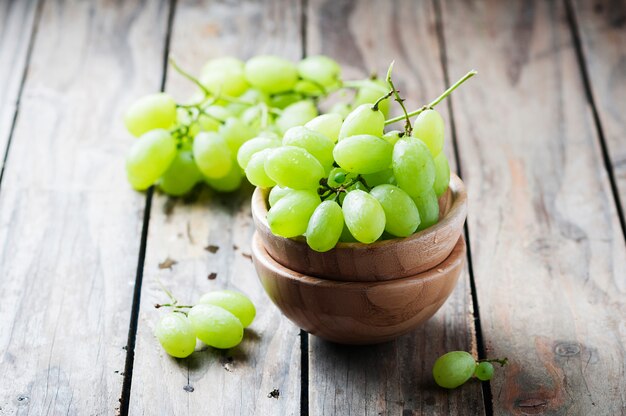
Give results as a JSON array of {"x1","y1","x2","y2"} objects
[
  {"x1": 0, "y1": 0, "x2": 171, "y2": 414},
  {"x1": 570, "y1": 0, "x2": 626, "y2": 217},
  {"x1": 440, "y1": 0, "x2": 626, "y2": 413},
  {"x1": 128, "y1": 1, "x2": 303, "y2": 415},
  {"x1": 0, "y1": 0, "x2": 40, "y2": 175},
  {"x1": 307, "y1": 0, "x2": 484, "y2": 414}
]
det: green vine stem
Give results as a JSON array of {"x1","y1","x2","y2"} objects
[
  {"x1": 385, "y1": 69, "x2": 477, "y2": 125},
  {"x1": 385, "y1": 61, "x2": 412, "y2": 135},
  {"x1": 477, "y1": 357, "x2": 509, "y2": 367}
]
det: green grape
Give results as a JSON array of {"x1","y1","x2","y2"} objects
[
  {"x1": 306, "y1": 200, "x2": 344, "y2": 252},
  {"x1": 338, "y1": 104, "x2": 385, "y2": 140},
  {"x1": 269, "y1": 92, "x2": 302, "y2": 110},
  {"x1": 282, "y1": 126, "x2": 335, "y2": 173},
  {"x1": 432, "y1": 351, "x2": 477, "y2": 389},
  {"x1": 333, "y1": 134, "x2": 393, "y2": 174},
  {"x1": 353, "y1": 79, "x2": 390, "y2": 117},
  {"x1": 237, "y1": 136, "x2": 281, "y2": 169},
  {"x1": 413, "y1": 189, "x2": 439, "y2": 231},
  {"x1": 294, "y1": 80, "x2": 325, "y2": 95},
  {"x1": 297, "y1": 55, "x2": 341, "y2": 88},
  {"x1": 193, "y1": 132, "x2": 232, "y2": 179},
  {"x1": 382, "y1": 130, "x2": 403, "y2": 146},
  {"x1": 244, "y1": 55, "x2": 298, "y2": 94},
  {"x1": 124, "y1": 93, "x2": 177, "y2": 137},
  {"x1": 159, "y1": 149, "x2": 202, "y2": 196},
  {"x1": 345, "y1": 181, "x2": 368, "y2": 192},
  {"x1": 257, "y1": 130, "x2": 281, "y2": 140},
  {"x1": 276, "y1": 100, "x2": 318, "y2": 133},
  {"x1": 154, "y1": 312, "x2": 197, "y2": 358},
  {"x1": 327, "y1": 167, "x2": 348, "y2": 188},
  {"x1": 240, "y1": 106, "x2": 263, "y2": 128},
  {"x1": 126, "y1": 129, "x2": 177, "y2": 190},
  {"x1": 268, "y1": 185, "x2": 292, "y2": 207},
  {"x1": 198, "y1": 290, "x2": 256, "y2": 328},
  {"x1": 370, "y1": 184, "x2": 421, "y2": 237},
  {"x1": 198, "y1": 105, "x2": 231, "y2": 132},
  {"x1": 339, "y1": 222, "x2": 358, "y2": 242},
  {"x1": 220, "y1": 117, "x2": 257, "y2": 153},
  {"x1": 267, "y1": 190, "x2": 320, "y2": 238},
  {"x1": 305, "y1": 113, "x2": 343, "y2": 142},
  {"x1": 433, "y1": 152, "x2": 451, "y2": 197},
  {"x1": 245, "y1": 148, "x2": 276, "y2": 188},
  {"x1": 361, "y1": 169, "x2": 395, "y2": 187},
  {"x1": 342, "y1": 190, "x2": 386, "y2": 243},
  {"x1": 264, "y1": 146, "x2": 325, "y2": 190},
  {"x1": 200, "y1": 57, "x2": 249, "y2": 97},
  {"x1": 188, "y1": 304, "x2": 243, "y2": 349},
  {"x1": 205, "y1": 161, "x2": 243, "y2": 192},
  {"x1": 474, "y1": 362, "x2": 494, "y2": 381},
  {"x1": 329, "y1": 102, "x2": 352, "y2": 119},
  {"x1": 413, "y1": 109, "x2": 444, "y2": 157},
  {"x1": 392, "y1": 137, "x2": 436, "y2": 198},
  {"x1": 226, "y1": 89, "x2": 269, "y2": 116}
]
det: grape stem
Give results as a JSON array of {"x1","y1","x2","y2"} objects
[
  {"x1": 371, "y1": 90, "x2": 393, "y2": 111},
  {"x1": 169, "y1": 57, "x2": 256, "y2": 106},
  {"x1": 477, "y1": 357, "x2": 508, "y2": 367},
  {"x1": 384, "y1": 69, "x2": 477, "y2": 125},
  {"x1": 385, "y1": 61, "x2": 412, "y2": 135},
  {"x1": 169, "y1": 57, "x2": 212, "y2": 97},
  {"x1": 259, "y1": 103, "x2": 269, "y2": 130},
  {"x1": 154, "y1": 303, "x2": 194, "y2": 309},
  {"x1": 318, "y1": 175, "x2": 370, "y2": 204}
]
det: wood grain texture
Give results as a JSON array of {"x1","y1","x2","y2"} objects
[
  {"x1": 0, "y1": 0, "x2": 40, "y2": 174},
  {"x1": 307, "y1": 0, "x2": 484, "y2": 414},
  {"x1": 128, "y1": 1, "x2": 303, "y2": 415},
  {"x1": 440, "y1": 0, "x2": 626, "y2": 413},
  {"x1": 0, "y1": 0, "x2": 171, "y2": 414},
  {"x1": 570, "y1": 0, "x2": 626, "y2": 213}
]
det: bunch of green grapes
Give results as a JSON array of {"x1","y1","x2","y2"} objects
[
  {"x1": 432, "y1": 351, "x2": 508, "y2": 389},
  {"x1": 239, "y1": 63, "x2": 476, "y2": 252},
  {"x1": 154, "y1": 289, "x2": 256, "y2": 358},
  {"x1": 124, "y1": 55, "x2": 399, "y2": 196}
]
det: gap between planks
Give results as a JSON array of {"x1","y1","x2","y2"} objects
[
  {"x1": 118, "y1": 0, "x2": 178, "y2": 414},
  {"x1": 432, "y1": 0, "x2": 492, "y2": 414},
  {"x1": 0, "y1": 0, "x2": 44, "y2": 190},
  {"x1": 563, "y1": 0, "x2": 626, "y2": 243}
]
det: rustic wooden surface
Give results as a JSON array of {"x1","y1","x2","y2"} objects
[
  {"x1": 0, "y1": 0, "x2": 40, "y2": 177},
  {"x1": 128, "y1": 1, "x2": 303, "y2": 415},
  {"x1": 0, "y1": 0, "x2": 624, "y2": 415},
  {"x1": 569, "y1": 0, "x2": 626, "y2": 216},
  {"x1": 441, "y1": 0, "x2": 626, "y2": 414},
  {"x1": 0, "y1": 0, "x2": 171, "y2": 414}
]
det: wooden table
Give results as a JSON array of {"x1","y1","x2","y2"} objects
[{"x1": 0, "y1": 0, "x2": 624, "y2": 414}]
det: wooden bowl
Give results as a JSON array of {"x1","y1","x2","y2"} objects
[
  {"x1": 251, "y1": 174, "x2": 467, "y2": 281},
  {"x1": 252, "y1": 232, "x2": 466, "y2": 344}
]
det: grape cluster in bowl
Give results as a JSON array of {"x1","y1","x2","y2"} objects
[{"x1": 237, "y1": 61, "x2": 475, "y2": 252}]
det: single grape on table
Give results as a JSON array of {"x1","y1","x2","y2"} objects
[{"x1": 432, "y1": 351, "x2": 508, "y2": 389}]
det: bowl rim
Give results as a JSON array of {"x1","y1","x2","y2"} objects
[
  {"x1": 252, "y1": 232, "x2": 466, "y2": 288},
  {"x1": 251, "y1": 173, "x2": 467, "y2": 250}
]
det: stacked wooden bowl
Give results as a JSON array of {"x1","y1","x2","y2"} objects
[{"x1": 251, "y1": 174, "x2": 468, "y2": 344}]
